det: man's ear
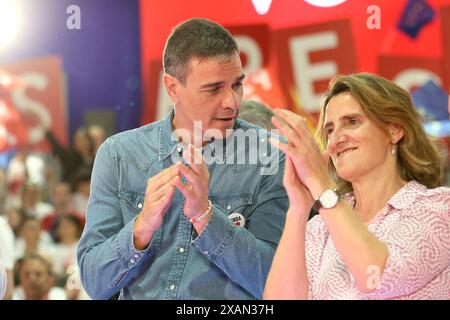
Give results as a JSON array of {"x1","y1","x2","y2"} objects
[
  {"x1": 163, "y1": 74, "x2": 181, "y2": 104},
  {"x1": 388, "y1": 123, "x2": 404, "y2": 144}
]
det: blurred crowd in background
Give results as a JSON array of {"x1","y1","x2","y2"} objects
[{"x1": 0, "y1": 124, "x2": 106, "y2": 300}]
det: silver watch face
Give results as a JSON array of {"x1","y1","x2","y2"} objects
[{"x1": 319, "y1": 189, "x2": 339, "y2": 209}]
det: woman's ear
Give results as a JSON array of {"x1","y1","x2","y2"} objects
[
  {"x1": 388, "y1": 124, "x2": 404, "y2": 144},
  {"x1": 163, "y1": 74, "x2": 181, "y2": 104}
]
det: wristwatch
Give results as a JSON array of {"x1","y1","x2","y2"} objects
[{"x1": 313, "y1": 188, "x2": 341, "y2": 211}]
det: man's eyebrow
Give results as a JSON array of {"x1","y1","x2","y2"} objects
[
  {"x1": 200, "y1": 81, "x2": 223, "y2": 89},
  {"x1": 200, "y1": 74, "x2": 245, "y2": 89},
  {"x1": 236, "y1": 74, "x2": 246, "y2": 82}
]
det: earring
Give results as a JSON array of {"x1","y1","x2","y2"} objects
[{"x1": 391, "y1": 144, "x2": 396, "y2": 156}]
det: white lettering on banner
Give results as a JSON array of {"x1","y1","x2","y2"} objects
[
  {"x1": 366, "y1": 5, "x2": 381, "y2": 30},
  {"x1": 289, "y1": 32, "x2": 338, "y2": 112},
  {"x1": 304, "y1": 0, "x2": 347, "y2": 8},
  {"x1": 235, "y1": 35, "x2": 263, "y2": 75},
  {"x1": 0, "y1": 101, "x2": 18, "y2": 145},
  {"x1": 66, "y1": 5, "x2": 81, "y2": 30},
  {"x1": 393, "y1": 69, "x2": 442, "y2": 92},
  {"x1": 248, "y1": 69, "x2": 272, "y2": 91},
  {"x1": 10, "y1": 73, "x2": 52, "y2": 144},
  {"x1": 251, "y1": 0, "x2": 273, "y2": 15},
  {"x1": 244, "y1": 70, "x2": 273, "y2": 103}
]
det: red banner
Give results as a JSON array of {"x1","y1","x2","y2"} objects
[
  {"x1": 0, "y1": 56, "x2": 67, "y2": 152},
  {"x1": 378, "y1": 55, "x2": 447, "y2": 93},
  {"x1": 441, "y1": 5, "x2": 450, "y2": 91},
  {"x1": 227, "y1": 24, "x2": 271, "y2": 76}
]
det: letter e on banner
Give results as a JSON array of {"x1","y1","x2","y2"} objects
[{"x1": 272, "y1": 19, "x2": 358, "y2": 113}]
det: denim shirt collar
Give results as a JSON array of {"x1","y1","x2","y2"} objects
[
  {"x1": 158, "y1": 109, "x2": 179, "y2": 161},
  {"x1": 158, "y1": 108, "x2": 242, "y2": 163}
]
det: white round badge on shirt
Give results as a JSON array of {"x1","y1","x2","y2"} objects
[{"x1": 228, "y1": 212, "x2": 246, "y2": 227}]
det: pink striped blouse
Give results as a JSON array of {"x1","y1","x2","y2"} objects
[{"x1": 305, "y1": 181, "x2": 450, "y2": 299}]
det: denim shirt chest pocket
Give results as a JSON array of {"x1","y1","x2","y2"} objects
[
  {"x1": 118, "y1": 190, "x2": 145, "y2": 224},
  {"x1": 209, "y1": 194, "x2": 253, "y2": 223}
]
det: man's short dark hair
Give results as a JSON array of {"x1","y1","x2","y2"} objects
[{"x1": 163, "y1": 18, "x2": 238, "y2": 84}]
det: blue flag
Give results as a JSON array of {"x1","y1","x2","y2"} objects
[
  {"x1": 397, "y1": 0, "x2": 435, "y2": 39},
  {"x1": 411, "y1": 80, "x2": 449, "y2": 121}
]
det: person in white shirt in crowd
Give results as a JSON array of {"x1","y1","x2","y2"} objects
[
  {"x1": 5, "y1": 150, "x2": 52, "y2": 215},
  {"x1": 13, "y1": 253, "x2": 66, "y2": 300},
  {"x1": 53, "y1": 215, "x2": 82, "y2": 277},
  {"x1": 14, "y1": 216, "x2": 55, "y2": 263},
  {"x1": 54, "y1": 215, "x2": 90, "y2": 300},
  {"x1": 4, "y1": 150, "x2": 27, "y2": 207},
  {"x1": 4, "y1": 207, "x2": 27, "y2": 237},
  {"x1": 0, "y1": 214, "x2": 15, "y2": 299},
  {"x1": 19, "y1": 183, "x2": 54, "y2": 220}
]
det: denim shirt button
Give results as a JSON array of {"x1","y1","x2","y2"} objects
[
  {"x1": 130, "y1": 258, "x2": 135, "y2": 264},
  {"x1": 226, "y1": 205, "x2": 231, "y2": 210},
  {"x1": 203, "y1": 251, "x2": 208, "y2": 256},
  {"x1": 179, "y1": 247, "x2": 185, "y2": 253},
  {"x1": 134, "y1": 254, "x2": 139, "y2": 259},
  {"x1": 170, "y1": 284, "x2": 175, "y2": 290},
  {"x1": 138, "y1": 203, "x2": 143, "y2": 209}
]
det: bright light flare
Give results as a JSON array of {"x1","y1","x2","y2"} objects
[
  {"x1": 0, "y1": 0, "x2": 22, "y2": 49},
  {"x1": 0, "y1": 73, "x2": 11, "y2": 87}
]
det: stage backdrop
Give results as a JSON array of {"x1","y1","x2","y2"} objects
[
  {"x1": 1, "y1": 0, "x2": 449, "y2": 151},
  {"x1": 139, "y1": 0, "x2": 450, "y2": 126}
]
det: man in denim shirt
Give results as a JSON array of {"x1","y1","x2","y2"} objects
[{"x1": 77, "y1": 18, "x2": 288, "y2": 300}]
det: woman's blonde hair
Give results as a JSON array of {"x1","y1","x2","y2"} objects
[{"x1": 315, "y1": 73, "x2": 444, "y2": 193}]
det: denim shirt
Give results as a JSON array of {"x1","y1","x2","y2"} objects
[{"x1": 77, "y1": 110, "x2": 288, "y2": 300}]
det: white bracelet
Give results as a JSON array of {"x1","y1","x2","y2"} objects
[{"x1": 189, "y1": 200, "x2": 212, "y2": 223}]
